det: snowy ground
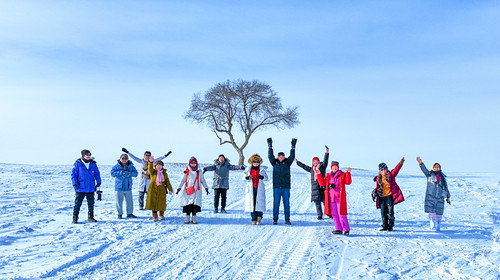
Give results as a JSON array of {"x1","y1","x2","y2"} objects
[{"x1": 0, "y1": 162, "x2": 499, "y2": 280}]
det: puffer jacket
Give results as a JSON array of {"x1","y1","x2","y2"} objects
[
  {"x1": 243, "y1": 166, "x2": 268, "y2": 212},
  {"x1": 268, "y1": 147, "x2": 295, "y2": 189},
  {"x1": 420, "y1": 163, "x2": 450, "y2": 215},
  {"x1": 296, "y1": 152, "x2": 329, "y2": 202},
  {"x1": 204, "y1": 158, "x2": 242, "y2": 189},
  {"x1": 372, "y1": 162, "x2": 405, "y2": 209},
  {"x1": 110, "y1": 160, "x2": 139, "y2": 191},
  {"x1": 146, "y1": 162, "x2": 173, "y2": 212},
  {"x1": 178, "y1": 167, "x2": 209, "y2": 207},
  {"x1": 71, "y1": 158, "x2": 102, "y2": 193}
]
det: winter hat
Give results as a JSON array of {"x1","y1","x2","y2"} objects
[
  {"x1": 218, "y1": 154, "x2": 225, "y2": 159},
  {"x1": 331, "y1": 161, "x2": 339, "y2": 168},
  {"x1": 81, "y1": 149, "x2": 91, "y2": 157},
  {"x1": 189, "y1": 156, "x2": 198, "y2": 165},
  {"x1": 277, "y1": 152, "x2": 285, "y2": 157},
  {"x1": 120, "y1": 153, "x2": 128, "y2": 160},
  {"x1": 248, "y1": 154, "x2": 263, "y2": 164},
  {"x1": 312, "y1": 157, "x2": 320, "y2": 163},
  {"x1": 378, "y1": 162, "x2": 388, "y2": 171}
]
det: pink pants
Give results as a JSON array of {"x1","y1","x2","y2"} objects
[{"x1": 330, "y1": 201, "x2": 350, "y2": 231}]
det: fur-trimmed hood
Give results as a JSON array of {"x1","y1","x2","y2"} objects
[
  {"x1": 76, "y1": 157, "x2": 96, "y2": 164},
  {"x1": 248, "y1": 154, "x2": 263, "y2": 165}
]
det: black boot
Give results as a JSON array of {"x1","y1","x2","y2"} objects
[
  {"x1": 332, "y1": 230, "x2": 343, "y2": 235},
  {"x1": 72, "y1": 216, "x2": 78, "y2": 224},
  {"x1": 344, "y1": 231, "x2": 350, "y2": 236}
]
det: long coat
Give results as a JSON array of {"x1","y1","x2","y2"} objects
[
  {"x1": 420, "y1": 163, "x2": 450, "y2": 215},
  {"x1": 268, "y1": 147, "x2": 295, "y2": 189},
  {"x1": 110, "y1": 160, "x2": 139, "y2": 191},
  {"x1": 296, "y1": 152, "x2": 329, "y2": 202},
  {"x1": 372, "y1": 162, "x2": 405, "y2": 209},
  {"x1": 204, "y1": 159, "x2": 241, "y2": 189},
  {"x1": 243, "y1": 167, "x2": 268, "y2": 212},
  {"x1": 71, "y1": 159, "x2": 102, "y2": 193},
  {"x1": 178, "y1": 167, "x2": 209, "y2": 207},
  {"x1": 321, "y1": 170, "x2": 352, "y2": 215},
  {"x1": 146, "y1": 162, "x2": 173, "y2": 212}
]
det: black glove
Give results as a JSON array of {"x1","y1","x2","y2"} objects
[
  {"x1": 122, "y1": 147, "x2": 129, "y2": 153},
  {"x1": 259, "y1": 175, "x2": 264, "y2": 180},
  {"x1": 203, "y1": 168, "x2": 207, "y2": 174},
  {"x1": 245, "y1": 176, "x2": 250, "y2": 180},
  {"x1": 240, "y1": 165, "x2": 245, "y2": 170},
  {"x1": 165, "y1": 151, "x2": 172, "y2": 157},
  {"x1": 291, "y1": 138, "x2": 297, "y2": 148},
  {"x1": 371, "y1": 190, "x2": 377, "y2": 202},
  {"x1": 73, "y1": 184, "x2": 78, "y2": 191},
  {"x1": 205, "y1": 188, "x2": 210, "y2": 195},
  {"x1": 267, "y1": 137, "x2": 273, "y2": 148},
  {"x1": 446, "y1": 197, "x2": 451, "y2": 205},
  {"x1": 123, "y1": 165, "x2": 129, "y2": 171},
  {"x1": 96, "y1": 183, "x2": 101, "y2": 188}
]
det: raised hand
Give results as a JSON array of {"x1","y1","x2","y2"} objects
[
  {"x1": 165, "y1": 151, "x2": 172, "y2": 157},
  {"x1": 267, "y1": 138, "x2": 273, "y2": 147},
  {"x1": 149, "y1": 156, "x2": 155, "y2": 163},
  {"x1": 176, "y1": 188, "x2": 181, "y2": 194},
  {"x1": 325, "y1": 146, "x2": 329, "y2": 154},
  {"x1": 122, "y1": 147, "x2": 129, "y2": 153},
  {"x1": 291, "y1": 138, "x2": 297, "y2": 148},
  {"x1": 347, "y1": 167, "x2": 351, "y2": 173},
  {"x1": 294, "y1": 158, "x2": 298, "y2": 163},
  {"x1": 416, "y1": 157, "x2": 422, "y2": 164},
  {"x1": 400, "y1": 157, "x2": 405, "y2": 165}
]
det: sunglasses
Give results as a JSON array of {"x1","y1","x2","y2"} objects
[
  {"x1": 121, "y1": 157, "x2": 128, "y2": 160},
  {"x1": 84, "y1": 153, "x2": 92, "y2": 156},
  {"x1": 189, "y1": 162, "x2": 197, "y2": 165},
  {"x1": 252, "y1": 161, "x2": 260, "y2": 163}
]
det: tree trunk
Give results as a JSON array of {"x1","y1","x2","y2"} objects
[{"x1": 236, "y1": 148, "x2": 245, "y2": 166}]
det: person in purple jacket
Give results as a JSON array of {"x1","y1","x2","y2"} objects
[{"x1": 71, "y1": 149, "x2": 102, "y2": 224}]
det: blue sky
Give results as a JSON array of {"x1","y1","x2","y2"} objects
[{"x1": 0, "y1": 1, "x2": 499, "y2": 173}]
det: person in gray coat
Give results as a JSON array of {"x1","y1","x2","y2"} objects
[
  {"x1": 122, "y1": 148, "x2": 171, "y2": 210},
  {"x1": 417, "y1": 157, "x2": 451, "y2": 231},
  {"x1": 203, "y1": 154, "x2": 245, "y2": 213}
]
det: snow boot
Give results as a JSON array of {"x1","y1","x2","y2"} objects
[
  {"x1": 332, "y1": 230, "x2": 343, "y2": 235},
  {"x1": 72, "y1": 217, "x2": 78, "y2": 224},
  {"x1": 435, "y1": 218, "x2": 442, "y2": 232},
  {"x1": 285, "y1": 221, "x2": 292, "y2": 225},
  {"x1": 192, "y1": 215, "x2": 198, "y2": 224},
  {"x1": 380, "y1": 227, "x2": 389, "y2": 231},
  {"x1": 184, "y1": 215, "x2": 190, "y2": 224},
  {"x1": 88, "y1": 217, "x2": 97, "y2": 223},
  {"x1": 252, "y1": 221, "x2": 257, "y2": 225},
  {"x1": 256, "y1": 217, "x2": 262, "y2": 225},
  {"x1": 127, "y1": 214, "x2": 137, "y2": 218},
  {"x1": 159, "y1": 211, "x2": 165, "y2": 220},
  {"x1": 387, "y1": 227, "x2": 394, "y2": 232},
  {"x1": 344, "y1": 231, "x2": 350, "y2": 236},
  {"x1": 221, "y1": 209, "x2": 227, "y2": 214},
  {"x1": 117, "y1": 215, "x2": 123, "y2": 219},
  {"x1": 214, "y1": 208, "x2": 218, "y2": 213},
  {"x1": 273, "y1": 220, "x2": 278, "y2": 225},
  {"x1": 317, "y1": 216, "x2": 323, "y2": 220},
  {"x1": 153, "y1": 213, "x2": 159, "y2": 222}
]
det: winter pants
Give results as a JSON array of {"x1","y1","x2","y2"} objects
[
  {"x1": 380, "y1": 195, "x2": 395, "y2": 229},
  {"x1": 138, "y1": 178, "x2": 150, "y2": 209},
  {"x1": 330, "y1": 201, "x2": 350, "y2": 232},
  {"x1": 115, "y1": 190, "x2": 134, "y2": 216},
  {"x1": 73, "y1": 192, "x2": 95, "y2": 219},
  {"x1": 315, "y1": 201, "x2": 324, "y2": 218},
  {"x1": 214, "y1": 188, "x2": 227, "y2": 210},
  {"x1": 251, "y1": 188, "x2": 263, "y2": 221},
  {"x1": 273, "y1": 188, "x2": 291, "y2": 222}
]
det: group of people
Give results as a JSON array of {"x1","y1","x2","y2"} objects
[{"x1": 71, "y1": 138, "x2": 452, "y2": 233}]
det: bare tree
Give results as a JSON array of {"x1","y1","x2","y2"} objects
[{"x1": 184, "y1": 79, "x2": 299, "y2": 165}]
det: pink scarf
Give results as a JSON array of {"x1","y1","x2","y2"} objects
[
  {"x1": 312, "y1": 164, "x2": 322, "y2": 181},
  {"x1": 156, "y1": 168, "x2": 165, "y2": 186},
  {"x1": 436, "y1": 174, "x2": 440, "y2": 184}
]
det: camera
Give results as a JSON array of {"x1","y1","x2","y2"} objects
[{"x1": 97, "y1": 190, "x2": 103, "y2": 201}]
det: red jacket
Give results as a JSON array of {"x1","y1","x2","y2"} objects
[
  {"x1": 373, "y1": 163, "x2": 405, "y2": 209},
  {"x1": 320, "y1": 171, "x2": 352, "y2": 216}
]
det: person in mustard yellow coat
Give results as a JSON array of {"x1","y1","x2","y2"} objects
[{"x1": 145, "y1": 156, "x2": 173, "y2": 222}]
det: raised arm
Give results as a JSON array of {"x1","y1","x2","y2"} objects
[
  {"x1": 344, "y1": 170, "x2": 352, "y2": 185},
  {"x1": 296, "y1": 160, "x2": 312, "y2": 172},
  {"x1": 323, "y1": 150, "x2": 329, "y2": 168},
  {"x1": 126, "y1": 151, "x2": 143, "y2": 164},
  {"x1": 268, "y1": 147, "x2": 276, "y2": 166},
  {"x1": 419, "y1": 162, "x2": 431, "y2": 177},
  {"x1": 287, "y1": 139, "x2": 296, "y2": 166},
  {"x1": 391, "y1": 157, "x2": 404, "y2": 177},
  {"x1": 148, "y1": 161, "x2": 157, "y2": 176}
]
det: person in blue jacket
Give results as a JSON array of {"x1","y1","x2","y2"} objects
[
  {"x1": 111, "y1": 154, "x2": 139, "y2": 219},
  {"x1": 71, "y1": 149, "x2": 102, "y2": 224}
]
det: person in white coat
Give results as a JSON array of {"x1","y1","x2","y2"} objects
[
  {"x1": 176, "y1": 157, "x2": 210, "y2": 224},
  {"x1": 244, "y1": 154, "x2": 268, "y2": 225}
]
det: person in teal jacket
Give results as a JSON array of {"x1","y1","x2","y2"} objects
[
  {"x1": 111, "y1": 154, "x2": 139, "y2": 219},
  {"x1": 71, "y1": 149, "x2": 102, "y2": 224}
]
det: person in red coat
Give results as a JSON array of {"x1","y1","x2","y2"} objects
[
  {"x1": 371, "y1": 158, "x2": 405, "y2": 231},
  {"x1": 320, "y1": 161, "x2": 352, "y2": 236}
]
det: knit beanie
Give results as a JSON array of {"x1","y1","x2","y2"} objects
[
  {"x1": 277, "y1": 152, "x2": 285, "y2": 157},
  {"x1": 81, "y1": 149, "x2": 91, "y2": 157},
  {"x1": 378, "y1": 162, "x2": 388, "y2": 171},
  {"x1": 331, "y1": 161, "x2": 339, "y2": 168},
  {"x1": 218, "y1": 154, "x2": 225, "y2": 160},
  {"x1": 312, "y1": 157, "x2": 320, "y2": 163},
  {"x1": 189, "y1": 156, "x2": 198, "y2": 166}
]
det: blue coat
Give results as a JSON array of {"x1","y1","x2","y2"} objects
[
  {"x1": 71, "y1": 159, "x2": 102, "y2": 193},
  {"x1": 111, "y1": 160, "x2": 139, "y2": 191}
]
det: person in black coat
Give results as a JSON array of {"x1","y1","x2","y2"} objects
[
  {"x1": 295, "y1": 146, "x2": 329, "y2": 219},
  {"x1": 268, "y1": 137, "x2": 296, "y2": 225}
]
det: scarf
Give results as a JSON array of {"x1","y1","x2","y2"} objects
[
  {"x1": 312, "y1": 164, "x2": 322, "y2": 181},
  {"x1": 431, "y1": 171, "x2": 447, "y2": 189},
  {"x1": 377, "y1": 173, "x2": 392, "y2": 197},
  {"x1": 156, "y1": 168, "x2": 165, "y2": 186},
  {"x1": 251, "y1": 167, "x2": 260, "y2": 188}
]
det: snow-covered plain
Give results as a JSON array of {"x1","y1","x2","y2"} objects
[{"x1": 0, "y1": 162, "x2": 499, "y2": 280}]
